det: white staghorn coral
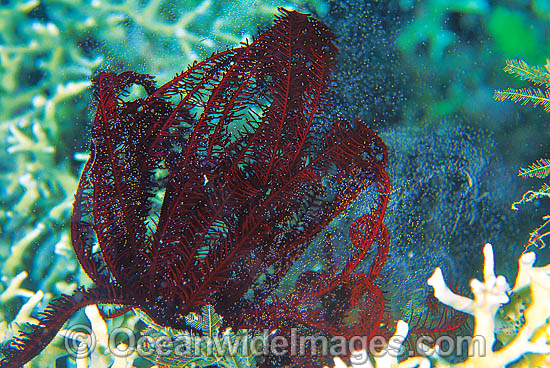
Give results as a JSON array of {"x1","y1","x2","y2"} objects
[
  {"x1": 328, "y1": 243, "x2": 550, "y2": 368},
  {"x1": 0, "y1": 271, "x2": 44, "y2": 344},
  {"x1": 59, "y1": 305, "x2": 138, "y2": 368}
]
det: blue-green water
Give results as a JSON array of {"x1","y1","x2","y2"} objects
[{"x1": 1, "y1": 0, "x2": 549, "y2": 367}]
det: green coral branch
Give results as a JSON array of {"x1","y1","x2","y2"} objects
[
  {"x1": 518, "y1": 158, "x2": 550, "y2": 179},
  {"x1": 501, "y1": 58, "x2": 550, "y2": 86},
  {"x1": 95, "y1": 0, "x2": 214, "y2": 55},
  {"x1": 494, "y1": 59, "x2": 550, "y2": 112},
  {"x1": 494, "y1": 88, "x2": 550, "y2": 112}
]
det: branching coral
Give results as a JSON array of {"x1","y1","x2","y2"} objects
[
  {"x1": 327, "y1": 243, "x2": 550, "y2": 368},
  {"x1": 0, "y1": 272, "x2": 63, "y2": 368},
  {"x1": 428, "y1": 244, "x2": 550, "y2": 367},
  {"x1": 34, "y1": 0, "x2": 327, "y2": 80},
  {"x1": 58, "y1": 305, "x2": 139, "y2": 368},
  {"x1": 0, "y1": 0, "x2": 100, "y2": 300}
]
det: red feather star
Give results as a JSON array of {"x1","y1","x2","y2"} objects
[{"x1": 0, "y1": 8, "x2": 391, "y2": 367}]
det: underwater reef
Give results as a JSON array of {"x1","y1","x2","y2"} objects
[
  {"x1": 331, "y1": 243, "x2": 550, "y2": 368},
  {"x1": 1, "y1": 0, "x2": 550, "y2": 367}
]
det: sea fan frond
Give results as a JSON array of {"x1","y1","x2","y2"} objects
[
  {"x1": 493, "y1": 88, "x2": 550, "y2": 112},
  {"x1": 518, "y1": 158, "x2": 550, "y2": 178},
  {"x1": 502, "y1": 59, "x2": 550, "y2": 86}
]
